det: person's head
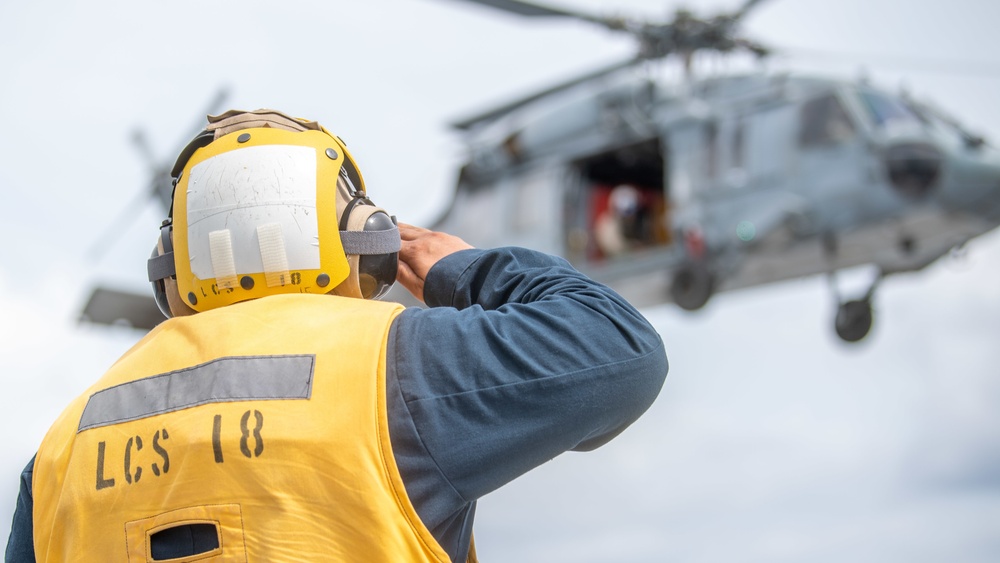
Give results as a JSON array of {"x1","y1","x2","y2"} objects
[
  {"x1": 610, "y1": 184, "x2": 640, "y2": 217},
  {"x1": 148, "y1": 109, "x2": 399, "y2": 318}
]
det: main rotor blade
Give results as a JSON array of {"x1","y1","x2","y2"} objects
[
  {"x1": 450, "y1": 0, "x2": 613, "y2": 27},
  {"x1": 130, "y1": 129, "x2": 158, "y2": 168},
  {"x1": 733, "y1": 0, "x2": 768, "y2": 20},
  {"x1": 86, "y1": 184, "x2": 159, "y2": 260},
  {"x1": 780, "y1": 46, "x2": 1000, "y2": 78},
  {"x1": 451, "y1": 56, "x2": 640, "y2": 130},
  {"x1": 177, "y1": 86, "x2": 230, "y2": 149}
]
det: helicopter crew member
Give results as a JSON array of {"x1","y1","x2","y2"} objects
[
  {"x1": 5, "y1": 109, "x2": 668, "y2": 562},
  {"x1": 595, "y1": 184, "x2": 644, "y2": 257}
]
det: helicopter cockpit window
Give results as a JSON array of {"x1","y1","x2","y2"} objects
[
  {"x1": 798, "y1": 94, "x2": 856, "y2": 147},
  {"x1": 906, "y1": 100, "x2": 983, "y2": 146},
  {"x1": 860, "y1": 90, "x2": 920, "y2": 127}
]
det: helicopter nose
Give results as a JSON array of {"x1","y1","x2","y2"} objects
[{"x1": 884, "y1": 142, "x2": 942, "y2": 198}]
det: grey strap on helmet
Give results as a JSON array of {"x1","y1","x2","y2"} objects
[
  {"x1": 147, "y1": 252, "x2": 176, "y2": 282},
  {"x1": 148, "y1": 223, "x2": 176, "y2": 282},
  {"x1": 339, "y1": 226, "x2": 401, "y2": 255}
]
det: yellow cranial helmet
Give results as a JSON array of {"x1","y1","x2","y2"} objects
[{"x1": 148, "y1": 109, "x2": 399, "y2": 317}]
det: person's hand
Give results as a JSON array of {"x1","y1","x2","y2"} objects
[{"x1": 397, "y1": 223, "x2": 474, "y2": 303}]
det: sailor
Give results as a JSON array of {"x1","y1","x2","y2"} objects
[{"x1": 6, "y1": 109, "x2": 668, "y2": 562}]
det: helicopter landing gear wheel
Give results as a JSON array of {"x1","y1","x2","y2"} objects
[
  {"x1": 827, "y1": 266, "x2": 880, "y2": 343},
  {"x1": 834, "y1": 299, "x2": 873, "y2": 343},
  {"x1": 670, "y1": 263, "x2": 714, "y2": 311}
]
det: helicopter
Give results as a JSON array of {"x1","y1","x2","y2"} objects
[
  {"x1": 78, "y1": 0, "x2": 1000, "y2": 344},
  {"x1": 423, "y1": 0, "x2": 1000, "y2": 342}
]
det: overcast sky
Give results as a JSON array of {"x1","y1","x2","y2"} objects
[{"x1": 2, "y1": 1, "x2": 999, "y2": 561}]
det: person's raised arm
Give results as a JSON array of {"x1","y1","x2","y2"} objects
[{"x1": 388, "y1": 225, "x2": 668, "y2": 501}]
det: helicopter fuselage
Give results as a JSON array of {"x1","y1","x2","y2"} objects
[{"x1": 434, "y1": 72, "x2": 1000, "y2": 338}]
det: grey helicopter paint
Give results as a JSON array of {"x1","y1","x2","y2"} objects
[
  {"x1": 79, "y1": 0, "x2": 1000, "y2": 344},
  {"x1": 428, "y1": 0, "x2": 1000, "y2": 342}
]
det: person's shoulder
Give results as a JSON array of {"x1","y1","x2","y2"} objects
[{"x1": 230, "y1": 293, "x2": 403, "y2": 314}]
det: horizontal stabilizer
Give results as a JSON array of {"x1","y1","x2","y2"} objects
[{"x1": 80, "y1": 287, "x2": 165, "y2": 331}]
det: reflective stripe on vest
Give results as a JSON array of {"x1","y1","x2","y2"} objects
[{"x1": 32, "y1": 293, "x2": 450, "y2": 562}]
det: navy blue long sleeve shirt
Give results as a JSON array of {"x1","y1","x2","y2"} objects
[{"x1": 7, "y1": 247, "x2": 668, "y2": 562}]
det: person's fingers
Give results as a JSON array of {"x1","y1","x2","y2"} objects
[
  {"x1": 396, "y1": 224, "x2": 473, "y2": 303},
  {"x1": 398, "y1": 223, "x2": 427, "y2": 241},
  {"x1": 395, "y1": 258, "x2": 425, "y2": 303}
]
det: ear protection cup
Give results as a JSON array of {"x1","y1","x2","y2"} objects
[
  {"x1": 149, "y1": 222, "x2": 173, "y2": 318},
  {"x1": 357, "y1": 211, "x2": 399, "y2": 300},
  {"x1": 150, "y1": 246, "x2": 171, "y2": 318},
  {"x1": 148, "y1": 222, "x2": 196, "y2": 319},
  {"x1": 332, "y1": 164, "x2": 399, "y2": 300},
  {"x1": 331, "y1": 195, "x2": 399, "y2": 300}
]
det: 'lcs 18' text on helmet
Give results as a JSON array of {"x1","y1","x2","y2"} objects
[{"x1": 147, "y1": 109, "x2": 400, "y2": 318}]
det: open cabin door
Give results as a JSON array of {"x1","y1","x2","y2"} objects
[{"x1": 564, "y1": 137, "x2": 670, "y2": 264}]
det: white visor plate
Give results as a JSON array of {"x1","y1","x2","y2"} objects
[{"x1": 186, "y1": 145, "x2": 320, "y2": 280}]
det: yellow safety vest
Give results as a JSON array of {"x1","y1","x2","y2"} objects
[{"x1": 32, "y1": 293, "x2": 453, "y2": 562}]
